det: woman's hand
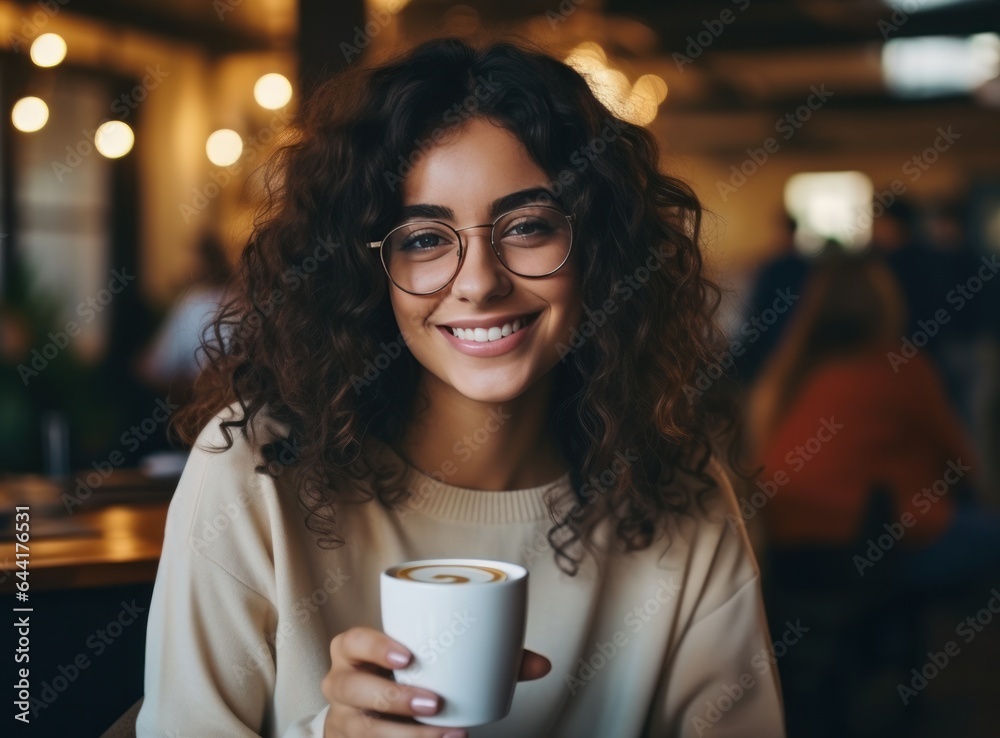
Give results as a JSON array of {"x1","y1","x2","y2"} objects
[{"x1": 322, "y1": 626, "x2": 551, "y2": 737}]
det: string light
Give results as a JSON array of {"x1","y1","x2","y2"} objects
[
  {"x1": 564, "y1": 43, "x2": 667, "y2": 126},
  {"x1": 30, "y1": 33, "x2": 67, "y2": 67},
  {"x1": 206, "y1": 129, "x2": 243, "y2": 166},
  {"x1": 12, "y1": 97, "x2": 49, "y2": 132},
  {"x1": 95, "y1": 121, "x2": 135, "y2": 158},
  {"x1": 253, "y1": 73, "x2": 292, "y2": 109}
]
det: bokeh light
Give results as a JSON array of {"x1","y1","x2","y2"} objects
[
  {"x1": 11, "y1": 97, "x2": 49, "y2": 132},
  {"x1": 30, "y1": 33, "x2": 67, "y2": 67},
  {"x1": 253, "y1": 73, "x2": 293, "y2": 109},
  {"x1": 206, "y1": 129, "x2": 243, "y2": 166},
  {"x1": 95, "y1": 121, "x2": 135, "y2": 158}
]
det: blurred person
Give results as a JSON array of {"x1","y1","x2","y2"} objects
[
  {"x1": 135, "y1": 232, "x2": 233, "y2": 406},
  {"x1": 747, "y1": 253, "x2": 1000, "y2": 588},
  {"x1": 735, "y1": 213, "x2": 812, "y2": 383},
  {"x1": 871, "y1": 198, "x2": 942, "y2": 342},
  {"x1": 919, "y1": 200, "x2": 998, "y2": 471},
  {"x1": 135, "y1": 37, "x2": 785, "y2": 738}
]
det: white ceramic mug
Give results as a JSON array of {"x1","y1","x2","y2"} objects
[{"x1": 380, "y1": 557, "x2": 528, "y2": 727}]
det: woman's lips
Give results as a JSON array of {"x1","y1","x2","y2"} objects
[{"x1": 437, "y1": 311, "x2": 540, "y2": 357}]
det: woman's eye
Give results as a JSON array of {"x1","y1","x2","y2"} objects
[
  {"x1": 503, "y1": 220, "x2": 552, "y2": 239},
  {"x1": 504, "y1": 219, "x2": 552, "y2": 239},
  {"x1": 401, "y1": 233, "x2": 444, "y2": 250}
]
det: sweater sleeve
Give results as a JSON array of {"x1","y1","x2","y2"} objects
[
  {"x1": 650, "y1": 577, "x2": 786, "y2": 737},
  {"x1": 642, "y1": 461, "x2": 786, "y2": 738},
  {"x1": 135, "y1": 423, "x2": 329, "y2": 738}
]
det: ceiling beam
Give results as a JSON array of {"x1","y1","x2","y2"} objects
[
  {"x1": 603, "y1": 0, "x2": 1000, "y2": 53},
  {"x1": 43, "y1": 0, "x2": 278, "y2": 54}
]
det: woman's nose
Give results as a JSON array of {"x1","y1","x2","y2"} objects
[{"x1": 448, "y1": 227, "x2": 511, "y2": 303}]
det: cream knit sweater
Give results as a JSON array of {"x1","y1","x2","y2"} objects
[{"x1": 137, "y1": 404, "x2": 785, "y2": 737}]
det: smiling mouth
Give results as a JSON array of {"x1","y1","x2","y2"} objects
[{"x1": 443, "y1": 312, "x2": 541, "y2": 343}]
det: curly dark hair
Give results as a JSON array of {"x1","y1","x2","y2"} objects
[{"x1": 173, "y1": 34, "x2": 742, "y2": 576}]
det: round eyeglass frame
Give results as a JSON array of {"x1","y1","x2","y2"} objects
[{"x1": 366, "y1": 205, "x2": 576, "y2": 296}]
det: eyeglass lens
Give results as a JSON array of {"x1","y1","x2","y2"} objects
[{"x1": 381, "y1": 206, "x2": 572, "y2": 294}]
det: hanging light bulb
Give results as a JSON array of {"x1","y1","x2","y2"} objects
[
  {"x1": 95, "y1": 121, "x2": 135, "y2": 158},
  {"x1": 30, "y1": 33, "x2": 67, "y2": 67},
  {"x1": 206, "y1": 129, "x2": 243, "y2": 166},
  {"x1": 12, "y1": 97, "x2": 49, "y2": 132},
  {"x1": 253, "y1": 73, "x2": 293, "y2": 110}
]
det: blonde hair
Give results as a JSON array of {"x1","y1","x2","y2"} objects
[{"x1": 746, "y1": 253, "x2": 907, "y2": 454}]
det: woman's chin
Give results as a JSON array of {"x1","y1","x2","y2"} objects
[{"x1": 448, "y1": 376, "x2": 531, "y2": 405}]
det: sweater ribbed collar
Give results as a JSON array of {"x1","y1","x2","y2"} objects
[{"x1": 374, "y1": 440, "x2": 574, "y2": 525}]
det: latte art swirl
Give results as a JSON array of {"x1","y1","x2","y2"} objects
[{"x1": 395, "y1": 564, "x2": 508, "y2": 584}]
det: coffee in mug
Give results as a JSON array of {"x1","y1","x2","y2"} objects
[
  {"x1": 391, "y1": 563, "x2": 509, "y2": 584},
  {"x1": 380, "y1": 558, "x2": 528, "y2": 727}
]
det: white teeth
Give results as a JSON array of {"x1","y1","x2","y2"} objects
[{"x1": 451, "y1": 315, "x2": 532, "y2": 342}]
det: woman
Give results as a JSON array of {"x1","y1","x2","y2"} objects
[
  {"x1": 137, "y1": 36, "x2": 784, "y2": 738},
  {"x1": 747, "y1": 253, "x2": 1000, "y2": 586}
]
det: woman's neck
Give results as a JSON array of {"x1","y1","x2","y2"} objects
[{"x1": 394, "y1": 371, "x2": 568, "y2": 491}]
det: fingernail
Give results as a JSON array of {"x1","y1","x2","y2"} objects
[
  {"x1": 411, "y1": 694, "x2": 440, "y2": 714},
  {"x1": 442, "y1": 731, "x2": 467, "y2": 738},
  {"x1": 387, "y1": 650, "x2": 410, "y2": 667}
]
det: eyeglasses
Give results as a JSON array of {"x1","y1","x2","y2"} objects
[{"x1": 367, "y1": 204, "x2": 575, "y2": 295}]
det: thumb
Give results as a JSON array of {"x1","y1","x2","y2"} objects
[{"x1": 517, "y1": 649, "x2": 551, "y2": 681}]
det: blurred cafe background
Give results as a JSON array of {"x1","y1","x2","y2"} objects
[{"x1": 1, "y1": 0, "x2": 999, "y2": 735}]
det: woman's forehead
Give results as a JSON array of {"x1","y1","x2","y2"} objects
[{"x1": 399, "y1": 120, "x2": 548, "y2": 216}]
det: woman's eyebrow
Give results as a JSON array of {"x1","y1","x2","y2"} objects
[{"x1": 397, "y1": 187, "x2": 559, "y2": 223}]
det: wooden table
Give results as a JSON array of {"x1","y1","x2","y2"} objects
[{"x1": 0, "y1": 470, "x2": 174, "y2": 592}]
